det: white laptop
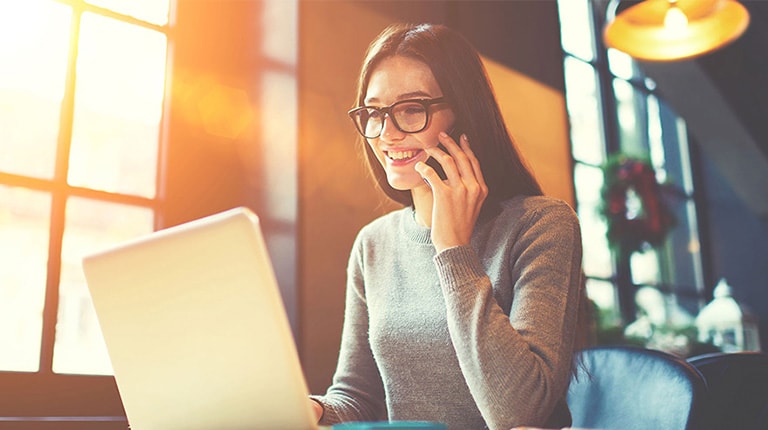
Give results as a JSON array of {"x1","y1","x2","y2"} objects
[{"x1": 82, "y1": 207, "x2": 318, "y2": 430}]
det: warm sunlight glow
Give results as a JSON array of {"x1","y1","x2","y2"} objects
[
  {"x1": 0, "y1": 0, "x2": 169, "y2": 374},
  {"x1": 75, "y1": 13, "x2": 166, "y2": 124},
  {"x1": 197, "y1": 82, "x2": 255, "y2": 140},
  {"x1": 169, "y1": 71, "x2": 257, "y2": 140},
  {"x1": 0, "y1": 0, "x2": 70, "y2": 179},
  {"x1": 0, "y1": 186, "x2": 50, "y2": 372},
  {"x1": 67, "y1": 12, "x2": 167, "y2": 198},
  {"x1": 86, "y1": 0, "x2": 170, "y2": 26},
  {"x1": 0, "y1": 0, "x2": 70, "y2": 96},
  {"x1": 54, "y1": 199, "x2": 154, "y2": 375}
]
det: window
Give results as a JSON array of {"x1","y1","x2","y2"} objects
[
  {"x1": 0, "y1": 0, "x2": 170, "y2": 415},
  {"x1": 557, "y1": 0, "x2": 705, "y2": 340}
]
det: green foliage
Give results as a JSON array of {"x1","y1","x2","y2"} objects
[{"x1": 599, "y1": 154, "x2": 677, "y2": 254}]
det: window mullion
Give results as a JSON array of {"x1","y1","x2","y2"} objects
[
  {"x1": 590, "y1": 1, "x2": 621, "y2": 156},
  {"x1": 39, "y1": 5, "x2": 83, "y2": 374}
]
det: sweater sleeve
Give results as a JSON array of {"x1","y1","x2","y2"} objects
[
  {"x1": 311, "y1": 235, "x2": 387, "y2": 425},
  {"x1": 433, "y1": 202, "x2": 584, "y2": 429}
]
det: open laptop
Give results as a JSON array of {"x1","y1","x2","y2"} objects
[{"x1": 82, "y1": 207, "x2": 318, "y2": 430}]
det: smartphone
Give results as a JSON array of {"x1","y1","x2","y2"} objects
[{"x1": 425, "y1": 127, "x2": 463, "y2": 180}]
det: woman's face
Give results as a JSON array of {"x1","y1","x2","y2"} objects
[{"x1": 364, "y1": 55, "x2": 455, "y2": 191}]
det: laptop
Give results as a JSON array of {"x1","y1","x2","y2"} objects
[{"x1": 82, "y1": 207, "x2": 318, "y2": 430}]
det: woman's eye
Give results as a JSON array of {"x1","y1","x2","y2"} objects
[
  {"x1": 401, "y1": 105, "x2": 424, "y2": 116},
  {"x1": 368, "y1": 109, "x2": 383, "y2": 119}
]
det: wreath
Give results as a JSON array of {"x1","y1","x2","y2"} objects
[{"x1": 600, "y1": 155, "x2": 676, "y2": 254}]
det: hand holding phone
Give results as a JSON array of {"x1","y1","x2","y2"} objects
[
  {"x1": 425, "y1": 127, "x2": 462, "y2": 181},
  {"x1": 416, "y1": 128, "x2": 488, "y2": 252}
]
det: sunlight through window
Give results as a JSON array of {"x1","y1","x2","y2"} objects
[
  {"x1": 0, "y1": 0, "x2": 169, "y2": 375},
  {"x1": 54, "y1": 198, "x2": 154, "y2": 375},
  {"x1": 0, "y1": 0, "x2": 71, "y2": 179},
  {"x1": 0, "y1": 186, "x2": 51, "y2": 372},
  {"x1": 67, "y1": 12, "x2": 167, "y2": 198},
  {"x1": 86, "y1": 0, "x2": 170, "y2": 26}
]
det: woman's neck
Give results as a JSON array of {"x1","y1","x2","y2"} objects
[{"x1": 411, "y1": 185, "x2": 433, "y2": 228}]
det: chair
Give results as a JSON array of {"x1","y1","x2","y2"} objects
[
  {"x1": 687, "y1": 351, "x2": 768, "y2": 430},
  {"x1": 567, "y1": 345, "x2": 706, "y2": 430}
]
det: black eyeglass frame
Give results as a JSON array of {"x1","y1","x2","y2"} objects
[{"x1": 347, "y1": 97, "x2": 447, "y2": 139}]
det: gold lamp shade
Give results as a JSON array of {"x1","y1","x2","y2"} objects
[{"x1": 603, "y1": 0, "x2": 750, "y2": 61}]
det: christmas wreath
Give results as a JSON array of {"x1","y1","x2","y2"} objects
[{"x1": 600, "y1": 155, "x2": 676, "y2": 253}]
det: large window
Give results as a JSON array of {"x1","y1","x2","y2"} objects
[
  {"x1": 0, "y1": 0, "x2": 170, "y2": 415},
  {"x1": 557, "y1": 0, "x2": 706, "y2": 347}
]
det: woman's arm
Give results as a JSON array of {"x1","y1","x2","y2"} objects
[
  {"x1": 436, "y1": 202, "x2": 584, "y2": 429},
  {"x1": 310, "y1": 235, "x2": 387, "y2": 425}
]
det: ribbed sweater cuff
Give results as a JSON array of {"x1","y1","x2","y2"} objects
[{"x1": 433, "y1": 245, "x2": 486, "y2": 292}]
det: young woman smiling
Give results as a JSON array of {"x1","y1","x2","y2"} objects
[{"x1": 309, "y1": 23, "x2": 588, "y2": 430}]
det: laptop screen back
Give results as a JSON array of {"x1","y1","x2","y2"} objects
[{"x1": 82, "y1": 207, "x2": 316, "y2": 430}]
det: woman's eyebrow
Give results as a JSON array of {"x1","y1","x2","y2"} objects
[
  {"x1": 397, "y1": 90, "x2": 433, "y2": 100},
  {"x1": 364, "y1": 90, "x2": 434, "y2": 105}
]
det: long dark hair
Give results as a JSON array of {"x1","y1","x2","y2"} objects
[{"x1": 354, "y1": 23, "x2": 543, "y2": 214}]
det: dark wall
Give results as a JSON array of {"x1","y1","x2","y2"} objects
[
  {"x1": 698, "y1": 151, "x2": 768, "y2": 349},
  {"x1": 697, "y1": 1, "x2": 768, "y2": 159},
  {"x1": 359, "y1": 0, "x2": 566, "y2": 92},
  {"x1": 448, "y1": 0, "x2": 565, "y2": 92}
]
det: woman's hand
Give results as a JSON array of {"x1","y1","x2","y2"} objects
[
  {"x1": 309, "y1": 398, "x2": 323, "y2": 422},
  {"x1": 415, "y1": 132, "x2": 488, "y2": 252}
]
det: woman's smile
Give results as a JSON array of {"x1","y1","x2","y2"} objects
[{"x1": 384, "y1": 148, "x2": 426, "y2": 164}]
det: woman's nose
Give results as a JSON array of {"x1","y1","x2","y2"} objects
[{"x1": 379, "y1": 114, "x2": 404, "y2": 142}]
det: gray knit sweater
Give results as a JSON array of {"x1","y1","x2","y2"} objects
[{"x1": 312, "y1": 195, "x2": 584, "y2": 430}]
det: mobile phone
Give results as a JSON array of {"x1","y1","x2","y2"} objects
[{"x1": 425, "y1": 127, "x2": 463, "y2": 180}]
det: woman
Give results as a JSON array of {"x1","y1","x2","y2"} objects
[{"x1": 310, "y1": 23, "x2": 587, "y2": 430}]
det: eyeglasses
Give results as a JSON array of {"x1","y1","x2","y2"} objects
[{"x1": 347, "y1": 97, "x2": 447, "y2": 139}]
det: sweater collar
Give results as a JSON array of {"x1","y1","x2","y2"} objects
[
  {"x1": 403, "y1": 206, "x2": 432, "y2": 245},
  {"x1": 400, "y1": 200, "x2": 505, "y2": 246}
]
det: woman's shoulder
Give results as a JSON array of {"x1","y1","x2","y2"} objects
[
  {"x1": 482, "y1": 195, "x2": 581, "y2": 239},
  {"x1": 499, "y1": 195, "x2": 577, "y2": 220},
  {"x1": 485, "y1": 195, "x2": 582, "y2": 251}
]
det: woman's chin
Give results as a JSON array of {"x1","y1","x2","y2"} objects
[{"x1": 386, "y1": 174, "x2": 423, "y2": 191}]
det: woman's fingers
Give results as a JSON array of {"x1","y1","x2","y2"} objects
[
  {"x1": 426, "y1": 133, "x2": 487, "y2": 203},
  {"x1": 438, "y1": 132, "x2": 476, "y2": 181},
  {"x1": 423, "y1": 132, "x2": 475, "y2": 184},
  {"x1": 415, "y1": 160, "x2": 442, "y2": 188},
  {"x1": 416, "y1": 131, "x2": 489, "y2": 252}
]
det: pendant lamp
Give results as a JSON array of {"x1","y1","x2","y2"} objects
[{"x1": 603, "y1": 0, "x2": 750, "y2": 61}]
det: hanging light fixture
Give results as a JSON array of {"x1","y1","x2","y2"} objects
[{"x1": 603, "y1": 0, "x2": 751, "y2": 61}]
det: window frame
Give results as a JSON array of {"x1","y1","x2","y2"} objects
[
  {"x1": 558, "y1": 0, "x2": 707, "y2": 329},
  {"x1": 0, "y1": 0, "x2": 171, "y2": 418}
]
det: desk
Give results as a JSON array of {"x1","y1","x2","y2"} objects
[
  {"x1": 0, "y1": 416, "x2": 128, "y2": 430},
  {"x1": 0, "y1": 416, "x2": 336, "y2": 430}
]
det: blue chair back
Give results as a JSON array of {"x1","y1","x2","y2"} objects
[{"x1": 567, "y1": 345, "x2": 706, "y2": 430}]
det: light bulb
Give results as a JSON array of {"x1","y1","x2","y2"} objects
[{"x1": 663, "y1": 5, "x2": 689, "y2": 36}]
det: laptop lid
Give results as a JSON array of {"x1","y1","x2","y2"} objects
[{"x1": 82, "y1": 207, "x2": 317, "y2": 430}]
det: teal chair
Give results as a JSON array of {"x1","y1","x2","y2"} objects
[{"x1": 567, "y1": 346, "x2": 706, "y2": 430}]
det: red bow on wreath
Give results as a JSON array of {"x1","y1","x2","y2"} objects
[{"x1": 600, "y1": 155, "x2": 677, "y2": 253}]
